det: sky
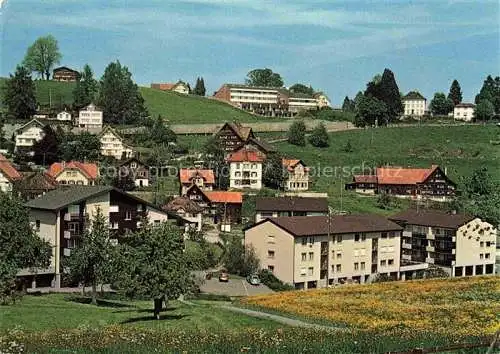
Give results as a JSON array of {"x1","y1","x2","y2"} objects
[{"x1": 1, "y1": 0, "x2": 499, "y2": 106}]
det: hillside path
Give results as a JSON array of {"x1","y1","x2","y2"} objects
[{"x1": 219, "y1": 304, "x2": 339, "y2": 330}]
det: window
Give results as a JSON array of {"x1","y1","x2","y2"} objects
[
  {"x1": 480, "y1": 253, "x2": 483, "y2": 260},
  {"x1": 137, "y1": 204, "x2": 143, "y2": 212},
  {"x1": 388, "y1": 259, "x2": 394, "y2": 266},
  {"x1": 268, "y1": 265, "x2": 274, "y2": 273},
  {"x1": 267, "y1": 235, "x2": 275, "y2": 244},
  {"x1": 309, "y1": 252, "x2": 314, "y2": 261},
  {"x1": 336, "y1": 264, "x2": 341, "y2": 272},
  {"x1": 308, "y1": 267, "x2": 314, "y2": 276},
  {"x1": 381, "y1": 232, "x2": 388, "y2": 239},
  {"x1": 361, "y1": 262, "x2": 365, "y2": 270},
  {"x1": 268, "y1": 250, "x2": 275, "y2": 259},
  {"x1": 336, "y1": 251, "x2": 342, "y2": 260},
  {"x1": 125, "y1": 211, "x2": 132, "y2": 220},
  {"x1": 308, "y1": 236, "x2": 315, "y2": 244},
  {"x1": 361, "y1": 233, "x2": 366, "y2": 241},
  {"x1": 389, "y1": 232, "x2": 395, "y2": 238},
  {"x1": 300, "y1": 267, "x2": 306, "y2": 276},
  {"x1": 486, "y1": 241, "x2": 491, "y2": 247},
  {"x1": 485, "y1": 253, "x2": 490, "y2": 259},
  {"x1": 354, "y1": 262, "x2": 359, "y2": 271},
  {"x1": 380, "y1": 260, "x2": 387, "y2": 267},
  {"x1": 354, "y1": 233, "x2": 360, "y2": 242},
  {"x1": 35, "y1": 220, "x2": 41, "y2": 232},
  {"x1": 302, "y1": 237, "x2": 307, "y2": 246},
  {"x1": 336, "y1": 235, "x2": 342, "y2": 243},
  {"x1": 354, "y1": 249, "x2": 359, "y2": 257},
  {"x1": 360, "y1": 249, "x2": 366, "y2": 256},
  {"x1": 301, "y1": 253, "x2": 307, "y2": 261}
]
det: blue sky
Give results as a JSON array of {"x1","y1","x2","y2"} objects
[{"x1": 1, "y1": 0, "x2": 499, "y2": 105}]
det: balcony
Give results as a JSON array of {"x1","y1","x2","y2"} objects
[
  {"x1": 402, "y1": 242, "x2": 412, "y2": 250},
  {"x1": 64, "y1": 212, "x2": 87, "y2": 221},
  {"x1": 425, "y1": 257, "x2": 435, "y2": 264},
  {"x1": 426, "y1": 245, "x2": 435, "y2": 252},
  {"x1": 402, "y1": 254, "x2": 411, "y2": 261},
  {"x1": 402, "y1": 231, "x2": 412, "y2": 238},
  {"x1": 109, "y1": 205, "x2": 119, "y2": 213}
]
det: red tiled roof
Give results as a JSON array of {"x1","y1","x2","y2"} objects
[
  {"x1": 282, "y1": 158, "x2": 309, "y2": 172},
  {"x1": 204, "y1": 191, "x2": 242, "y2": 204},
  {"x1": 47, "y1": 161, "x2": 99, "y2": 180},
  {"x1": 151, "y1": 83, "x2": 176, "y2": 91},
  {"x1": 353, "y1": 175, "x2": 377, "y2": 183},
  {"x1": 376, "y1": 165, "x2": 438, "y2": 185},
  {"x1": 227, "y1": 148, "x2": 265, "y2": 163},
  {"x1": 0, "y1": 153, "x2": 22, "y2": 181},
  {"x1": 179, "y1": 168, "x2": 215, "y2": 184}
]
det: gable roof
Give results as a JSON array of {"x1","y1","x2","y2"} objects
[
  {"x1": 204, "y1": 191, "x2": 242, "y2": 204},
  {"x1": 256, "y1": 197, "x2": 328, "y2": 212},
  {"x1": 16, "y1": 119, "x2": 45, "y2": 133},
  {"x1": 376, "y1": 165, "x2": 438, "y2": 185},
  {"x1": 179, "y1": 168, "x2": 215, "y2": 184},
  {"x1": 118, "y1": 157, "x2": 148, "y2": 168},
  {"x1": 47, "y1": 161, "x2": 99, "y2": 180},
  {"x1": 227, "y1": 147, "x2": 265, "y2": 163},
  {"x1": 247, "y1": 138, "x2": 276, "y2": 153},
  {"x1": 16, "y1": 171, "x2": 58, "y2": 191},
  {"x1": 0, "y1": 153, "x2": 22, "y2": 181},
  {"x1": 389, "y1": 209, "x2": 476, "y2": 229},
  {"x1": 163, "y1": 196, "x2": 204, "y2": 214},
  {"x1": 353, "y1": 175, "x2": 378, "y2": 183},
  {"x1": 282, "y1": 158, "x2": 309, "y2": 172},
  {"x1": 25, "y1": 185, "x2": 113, "y2": 210},
  {"x1": 403, "y1": 91, "x2": 426, "y2": 101},
  {"x1": 248, "y1": 214, "x2": 403, "y2": 236},
  {"x1": 53, "y1": 66, "x2": 79, "y2": 74},
  {"x1": 218, "y1": 122, "x2": 254, "y2": 141}
]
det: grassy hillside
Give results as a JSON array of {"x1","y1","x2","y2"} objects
[
  {"x1": 275, "y1": 125, "x2": 500, "y2": 213},
  {"x1": 0, "y1": 77, "x2": 76, "y2": 107}
]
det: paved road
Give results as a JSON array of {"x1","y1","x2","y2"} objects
[
  {"x1": 200, "y1": 277, "x2": 274, "y2": 296},
  {"x1": 219, "y1": 305, "x2": 338, "y2": 330}
]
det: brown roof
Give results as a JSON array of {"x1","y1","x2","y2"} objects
[
  {"x1": 0, "y1": 153, "x2": 22, "y2": 181},
  {"x1": 163, "y1": 196, "x2": 203, "y2": 214},
  {"x1": 353, "y1": 175, "x2": 377, "y2": 183},
  {"x1": 256, "y1": 197, "x2": 328, "y2": 213},
  {"x1": 219, "y1": 122, "x2": 254, "y2": 141},
  {"x1": 16, "y1": 171, "x2": 58, "y2": 191},
  {"x1": 389, "y1": 209, "x2": 475, "y2": 229},
  {"x1": 253, "y1": 214, "x2": 402, "y2": 236},
  {"x1": 204, "y1": 191, "x2": 243, "y2": 204}
]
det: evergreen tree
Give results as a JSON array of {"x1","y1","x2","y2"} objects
[
  {"x1": 115, "y1": 222, "x2": 194, "y2": 319},
  {"x1": 73, "y1": 64, "x2": 98, "y2": 109},
  {"x1": 262, "y1": 152, "x2": 285, "y2": 189},
  {"x1": 3, "y1": 66, "x2": 37, "y2": 120},
  {"x1": 353, "y1": 91, "x2": 364, "y2": 112},
  {"x1": 98, "y1": 61, "x2": 148, "y2": 125},
  {"x1": 203, "y1": 137, "x2": 229, "y2": 189},
  {"x1": 429, "y1": 92, "x2": 454, "y2": 115},
  {"x1": 0, "y1": 193, "x2": 51, "y2": 303},
  {"x1": 475, "y1": 75, "x2": 500, "y2": 114},
  {"x1": 364, "y1": 68, "x2": 403, "y2": 122},
  {"x1": 150, "y1": 115, "x2": 177, "y2": 145},
  {"x1": 60, "y1": 132, "x2": 101, "y2": 161},
  {"x1": 474, "y1": 99, "x2": 495, "y2": 122},
  {"x1": 448, "y1": 80, "x2": 463, "y2": 106},
  {"x1": 193, "y1": 77, "x2": 206, "y2": 96},
  {"x1": 287, "y1": 120, "x2": 306, "y2": 146},
  {"x1": 308, "y1": 122, "x2": 329, "y2": 147},
  {"x1": 32, "y1": 125, "x2": 61, "y2": 165},
  {"x1": 342, "y1": 96, "x2": 355, "y2": 112}
]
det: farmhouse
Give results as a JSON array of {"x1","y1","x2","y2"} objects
[
  {"x1": 453, "y1": 103, "x2": 475, "y2": 122},
  {"x1": 346, "y1": 165, "x2": 456, "y2": 201},
  {"x1": 179, "y1": 168, "x2": 215, "y2": 196},
  {"x1": 100, "y1": 126, "x2": 134, "y2": 160},
  {"x1": 151, "y1": 81, "x2": 190, "y2": 94},
  {"x1": 52, "y1": 66, "x2": 80, "y2": 82},
  {"x1": 15, "y1": 171, "x2": 58, "y2": 200}
]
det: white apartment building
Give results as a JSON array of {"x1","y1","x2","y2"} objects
[
  {"x1": 227, "y1": 148, "x2": 264, "y2": 190},
  {"x1": 391, "y1": 209, "x2": 496, "y2": 277},
  {"x1": 402, "y1": 91, "x2": 427, "y2": 117},
  {"x1": 453, "y1": 103, "x2": 475, "y2": 122},
  {"x1": 288, "y1": 95, "x2": 319, "y2": 114},
  {"x1": 99, "y1": 126, "x2": 134, "y2": 160},
  {"x1": 15, "y1": 119, "x2": 45, "y2": 154},
  {"x1": 245, "y1": 214, "x2": 403, "y2": 289},
  {"x1": 77, "y1": 103, "x2": 103, "y2": 129},
  {"x1": 56, "y1": 111, "x2": 72, "y2": 122}
]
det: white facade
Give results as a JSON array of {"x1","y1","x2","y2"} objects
[
  {"x1": 15, "y1": 120, "x2": 44, "y2": 153},
  {"x1": 453, "y1": 104, "x2": 475, "y2": 122},
  {"x1": 288, "y1": 97, "x2": 319, "y2": 113},
  {"x1": 229, "y1": 161, "x2": 262, "y2": 190},
  {"x1": 403, "y1": 98, "x2": 426, "y2": 117},
  {"x1": 0, "y1": 171, "x2": 13, "y2": 192},
  {"x1": 100, "y1": 129, "x2": 134, "y2": 160},
  {"x1": 230, "y1": 87, "x2": 279, "y2": 105},
  {"x1": 77, "y1": 103, "x2": 103, "y2": 129},
  {"x1": 315, "y1": 94, "x2": 331, "y2": 108},
  {"x1": 173, "y1": 83, "x2": 190, "y2": 94},
  {"x1": 56, "y1": 111, "x2": 72, "y2": 121}
]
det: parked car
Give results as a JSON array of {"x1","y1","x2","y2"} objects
[
  {"x1": 219, "y1": 270, "x2": 229, "y2": 282},
  {"x1": 246, "y1": 274, "x2": 260, "y2": 286}
]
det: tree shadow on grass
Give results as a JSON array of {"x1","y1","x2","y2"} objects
[
  {"x1": 113, "y1": 307, "x2": 177, "y2": 314},
  {"x1": 67, "y1": 296, "x2": 132, "y2": 308},
  {"x1": 121, "y1": 313, "x2": 187, "y2": 324}
]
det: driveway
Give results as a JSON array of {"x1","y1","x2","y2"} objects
[{"x1": 200, "y1": 276, "x2": 274, "y2": 297}]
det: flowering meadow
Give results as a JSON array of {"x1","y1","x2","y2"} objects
[{"x1": 241, "y1": 276, "x2": 500, "y2": 339}]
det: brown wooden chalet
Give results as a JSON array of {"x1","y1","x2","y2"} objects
[
  {"x1": 52, "y1": 66, "x2": 80, "y2": 82},
  {"x1": 15, "y1": 171, "x2": 59, "y2": 200},
  {"x1": 215, "y1": 122, "x2": 255, "y2": 152},
  {"x1": 118, "y1": 157, "x2": 149, "y2": 187},
  {"x1": 346, "y1": 165, "x2": 456, "y2": 201},
  {"x1": 185, "y1": 184, "x2": 242, "y2": 224}
]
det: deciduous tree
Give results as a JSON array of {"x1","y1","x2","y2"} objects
[
  {"x1": 3, "y1": 66, "x2": 37, "y2": 120},
  {"x1": 429, "y1": 92, "x2": 454, "y2": 115},
  {"x1": 309, "y1": 122, "x2": 329, "y2": 148},
  {"x1": 22, "y1": 35, "x2": 61, "y2": 80},
  {"x1": 287, "y1": 120, "x2": 306, "y2": 146},
  {"x1": 60, "y1": 132, "x2": 101, "y2": 161},
  {"x1": 245, "y1": 68, "x2": 284, "y2": 87},
  {"x1": 73, "y1": 64, "x2": 98, "y2": 109},
  {"x1": 289, "y1": 83, "x2": 314, "y2": 96},
  {"x1": 475, "y1": 75, "x2": 500, "y2": 114},
  {"x1": 474, "y1": 99, "x2": 495, "y2": 122},
  {"x1": 0, "y1": 193, "x2": 51, "y2": 304},
  {"x1": 364, "y1": 68, "x2": 403, "y2": 122},
  {"x1": 98, "y1": 61, "x2": 148, "y2": 125},
  {"x1": 262, "y1": 152, "x2": 285, "y2": 189},
  {"x1": 115, "y1": 222, "x2": 194, "y2": 319},
  {"x1": 66, "y1": 208, "x2": 115, "y2": 305},
  {"x1": 447, "y1": 79, "x2": 463, "y2": 106},
  {"x1": 355, "y1": 96, "x2": 389, "y2": 127}
]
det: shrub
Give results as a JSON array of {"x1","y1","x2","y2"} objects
[{"x1": 258, "y1": 269, "x2": 294, "y2": 291}]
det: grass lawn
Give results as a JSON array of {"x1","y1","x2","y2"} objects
[
  {"x1": 275, "y1": 125, "x2": 500, "y2": 214},
  {"x1": 0, "y1": 294, "x2": 278, "y2": 332},
  {"x1": 0, "y1": 78, "x2": 76, "y2": 108}
]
